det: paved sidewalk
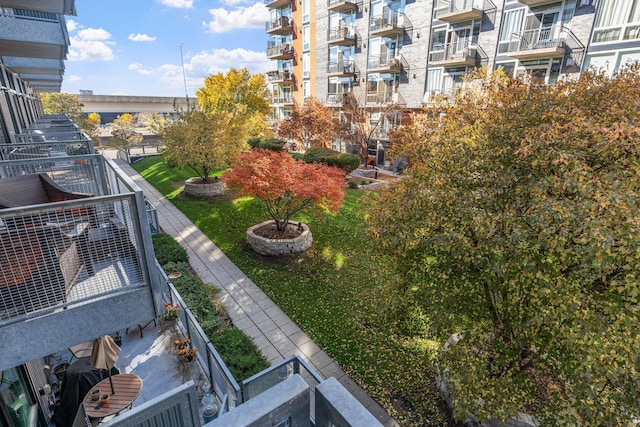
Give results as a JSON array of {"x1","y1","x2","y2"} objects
[{"x1": 115, "y1": 159, "x2": 399, "y2": 426}]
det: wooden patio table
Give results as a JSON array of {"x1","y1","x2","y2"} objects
[{"x1": 82, "y1": 373, "x2": 142, "y2": 420}]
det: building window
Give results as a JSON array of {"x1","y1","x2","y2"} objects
[
  {"x1": 304, "y1": 80, "x2": 310, "y2": 98},
  {"x1": 498, "y1": 8, "x2": 524, "y2": 53},
  {"x1": 302, "y1": 0, "x2": 310, "y2": 23},
  {"x1": 593, "y1": 0, "x2": 640, "y2": 43},
  {"x1": 303, "y1": 53, "x2": 310, "y2": 78},
  {"x1": 303, "y1": 25, "x2": 310, "y2": 51}
]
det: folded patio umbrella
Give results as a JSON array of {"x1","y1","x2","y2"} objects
[{"x1": 90, "y1": 335, "x2": 121, "y2": 394}]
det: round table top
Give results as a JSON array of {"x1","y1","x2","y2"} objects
[{"x1": 82, "y1": 373, "x2": 142, "y2": 419}]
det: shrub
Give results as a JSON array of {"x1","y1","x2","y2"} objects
[
  {"x1": 210, "y1": 327, "x2": 270, "y2": 380},
  {"x1": 290, "y1": 152, "x2": 304, "y2": 161},
  {"x1": 248, "y1": 137, "x2": 286, "y2": 152},
  {"x1": 152, "y1": 233, "x2": 189, "y2": 266},
  {"x1": 303, "y1": 147, "x2": 359, "y2": 173}
]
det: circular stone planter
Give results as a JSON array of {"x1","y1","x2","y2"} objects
[
  {"x1": 246, "y1": 220, "x2": 313, "y2": 257},
  {"x1": 184, "y1": 177, "x2": 226, "y2": 198}
]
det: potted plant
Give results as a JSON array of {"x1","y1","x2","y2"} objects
[
  {"x1": 163, "y1": 302, "x2": 179, "y2": 323},
  {"x1": 66, "y1": 143, "x2": 91, "y2": 163},
  {"x1": 173, "y1": 334, "x2": 198, "y2": 363}
]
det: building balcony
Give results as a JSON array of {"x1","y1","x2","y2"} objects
[
  {"x1": 266, "y1": 15, "x2": 292, "y2": 35},
  {"x1": 0, "y1": 8, "x2": 69, "y2": 60},
  {"x1": 0, "y1": 0, "x2": 76, "y2": 15},
  {"x1": 267, "y1": 43, "x2": 294, "y2": 60},
  {"x1": 368, "y1": 55, "x2": 402, "y2": 73},
  {"x1": 327, "y1": 61, "x2": 358, "y2": 77},
  {"x1": 264, "y1": 0, "x2": 291, "y2": 9},
  {"x1": 267, "y1": 69, "x2": 294, "y2": 83},
  {"x1": 366, "y1": 90, "x2": 404, "y2": 105},
  {"x1": 369, "y1": 11, "x2": 405, "y2": 37},
  {"x1": 326, "y1": 92, "x2": 346, "y2": 105},
  {"x1": 0, "y1": 152, "x2": 163, "y2": 371},
  {"x1": 518, "y1": 0, "x2": 558, "y2": 6},
  {"x1": 327, "y1": 0, "x2": 358, "y2": 13},
  {"x1": 506, "y1": 25, "x2": 567, "y2": 60},
  {"x1": 271, "y1": 95, "x2": 295, "y2": 106},
  {"x1": 429, "y1": 43, "x2": 477, "y2": 66},
  {"x1": 434, "y1": 0, "x2": 483, "y2": 23},
  {"x1": 328, "y1": 26, "x2": 356, "y2": 46}
]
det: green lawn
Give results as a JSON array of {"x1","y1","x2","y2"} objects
[{"x1": 133, "y1": 156, "x2": 453, "y2": 426}]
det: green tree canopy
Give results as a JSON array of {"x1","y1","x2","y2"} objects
[
  {"x1": 196, "y1": 68, "x2": 270, "y2": 116},
  {"x1": 368, "y1": 66, "x2": 640, "y2": 425},
  {"x1": 160, "y1": 108, "x2": 247, "y2": 182},
  {"x1": 40, "y1": 92, "x2": 90, "y2": 132},
  {"x1": 109, "y1": 113, "x2": 143, "y2": 150}
]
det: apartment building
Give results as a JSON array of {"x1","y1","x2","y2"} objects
[{"x1": 267, "y1": 0, "x2": 639, "y2": 152}]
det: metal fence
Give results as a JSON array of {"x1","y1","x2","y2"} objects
[
  {"x1": 0, "y1": 156, "x2": 153, "y2": 324},
  {"x1": 163, "y1": 279, "x2": 242, "y2": 413},
  {"x1": 0, "y1": 140, "x2": 94, "y2": 160},
  {"x1": 242, "y1": 355, "x2": 324, "y2": 421}
]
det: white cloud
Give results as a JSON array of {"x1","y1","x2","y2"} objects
[
  {"x1": 66, "y1": 19, "x2": 78, "y2": 32},
  {"x1": 154, "y1": 48, "x2": 271, "y2": 94},
  {"x1": 202, "y1": 2, "x2": 269, "y2": 33},
  {"x1": 128, "y1": 33, "x2": 157, "y2": 42},
  {"x1": 158, "y1": 0, "x2": 194, "y2": 8},
  {"x1": 68, "y1": 27, "x2": 115, "y2": 61},
  {"x1": 129, "y1": 63, "x2": 155, "y2": 75},
  {"x1": 65, "y1": 75, "x2": 82, "y2": 83},
  {"x1": 220, "y1": 0, "x2": 250, "y2": 6},
  {"x1": 77, "y1": 28, "x2": 112, "y2": 41}
]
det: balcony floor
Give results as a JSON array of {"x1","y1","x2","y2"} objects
[{"x1": 50, "y1": 320, "x2": 208, "y2": 425}]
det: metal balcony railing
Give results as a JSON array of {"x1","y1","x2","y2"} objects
[
  {"x1": 435, "y1": 0, "x2": 482, "y2": 15},
  {"x1": 366, "y1": 90, "x2": 405, "y2": 105},
  {"x1": 266, "y1": 70, "x2": 294, "y2": 82},
  {"x1": 271, "y1": 95, "x2": 294, "y2": 105},
  {"x1": 266, "y1": 43, "x2": 294, "y2": 58},
  {"x1": 327, "y1": 60, "x2": 357, "y2": 75},
  {"x1": 0, "y1": 140, "x2": 94, "y2": 160},
  {"x1": 242, "y1": 356, "x2": 323, "y2": 419},
  {"x1": 507, "y1": 24, "x2": 567, "y2": 54},
  {"x1": 368, "y1": 54, "x2": 402, "y2": 72},
  {"x1": 328, "y1": 26, "x2": 356, "y2": 44},
  {"x1": 429, "y1": 40, "x2": 477, "y2": 64},
  {"x1": 266, "y1": 15, "x2": 292, "y2": 34},
  {"x1": 369, "y1": 10, "x2": 405, "y2": 35},
  {"x1": 164, "y1": 279, "x2": 242, "y2": 412},
  {"x1": 326, "y1": 93, "x2": 346, "y2": 105}
]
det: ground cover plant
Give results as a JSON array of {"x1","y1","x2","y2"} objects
[{"x1": 134, "y1": 155, "x2": 454, "y2": 426}]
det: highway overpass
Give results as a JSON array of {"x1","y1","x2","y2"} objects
[{"x1": 77, "y1": 94, "x2": 192, "y2": 123}]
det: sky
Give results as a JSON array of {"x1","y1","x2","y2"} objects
[{"x1": 60, "y1": 0, "x2": 272, "y2": 97}]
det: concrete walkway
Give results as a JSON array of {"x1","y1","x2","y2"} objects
[{"x1": 114, "y1": 159, "x2": 399, "y2": 426}]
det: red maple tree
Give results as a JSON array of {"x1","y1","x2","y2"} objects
[{"x1": 222, "y1": 149, "x2": 346, "y2": 231}]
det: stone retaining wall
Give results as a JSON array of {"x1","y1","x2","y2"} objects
[
  {"x1": 184, "y1": 178, "x2": 226, "y2": 198},
  {"x1": 246, "y1": 220, "x2": 313, "y2": 257}
]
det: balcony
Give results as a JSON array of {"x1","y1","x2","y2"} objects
[
  {"x1": 435, "y1": 0, "x2": 483, "y2": 23},
  {"x1": 368, "y1": 54, "x2": 402, "y2": 73},
  {"x1": 327, "y1": 60, "x2": 358, "y2": 77},
  {"x1": 506, "y1": 25, "x2": 567, "y2": 60},
  {"x1": 328, "y1": 26, "x2": 356, "y2": 46},
  {"x1": 266, "y1": 15, "x2": 292, "y2": 35},
  {"x1": 0, "y1": 0, "x2": 76, "y2": 15},
  {"x1": 430, "y1": 42, "x2": 477, "y2": 66},
  {"x1": 267, "y1": 43, "x2": 294, "y2": 60},
  {"x1": 271, "y1": 94, "x2": 295, "y2": 106},
  {"x1": 264, "y1": 0, "x2": 291, "y2": 9},
  {"x1": 327, "y1": 0, "x2": 358, "y2": 13},
  {"x1": 366, "y1": 90, "x2": 405, "y2": 105},
  {"x1": 370, "y1": 11, "x2": 405, "y2": 37},
  {"x1": 518, "y1": 0, "x2": 557, "y2": 5},
  {"x1": 267, "y1": 69, "x2": 294, "y2": 83},
  {"x1": 0, "y1": 8, "x2": 69, "y2": 60},
  {"x1": 0, "y1": 159, "x2": 163, "y2": 372},
  {"x1": 326, "y1": 92, "x2": 346, "y2": 105}
]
